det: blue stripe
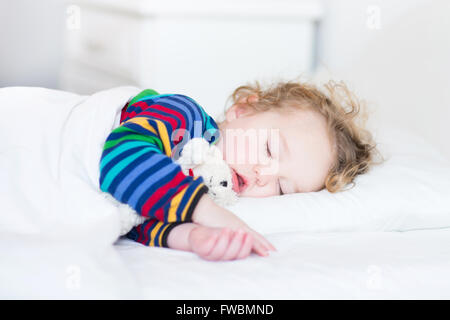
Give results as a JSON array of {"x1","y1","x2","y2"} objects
[
  {"x1": 129, "y1": 161, "x2": 180, "y2": 211},
  {"x1": 155, "y1": 98, "x2": 195, "y2": 131},
  {"x1": 175, "y1": 178, "x2": 203, "y2": 221},
  {"x1": 108, "y1": 151, "x2": 152, "y2": 196},
  {"x1": 114, "y1": 153, "x2": 167, "y2": 202},
  {"x1": 172, "y1": 95, "x2": 206, "y2": 129},
  {"x1": 100, "y1": 141, "x2": 152, "y2": 171},
  {"x1": 99, "y1": 145, "x2": 149, "y2": 185}
]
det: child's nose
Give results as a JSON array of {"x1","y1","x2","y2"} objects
[{"x1": 253, "y1": 165, "x2": 273, "y2": 187}]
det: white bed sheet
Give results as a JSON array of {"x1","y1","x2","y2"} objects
[
  {"x1": 114, "y1": 228, "x2": 450, "y2": 299},
  {"x1": 3, "y1": 228, "x2": 449, "y2": 299},
  {"x1": 1, "y1": 87, "x2": 449, "y2": 299}
]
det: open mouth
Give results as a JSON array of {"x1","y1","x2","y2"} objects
[{"x1": 231, "y1": 168, "x2": 246, "y2": 194}]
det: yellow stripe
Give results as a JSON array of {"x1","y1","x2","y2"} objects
[
  {"x1": 124, "y1": 117, "x2": 157, "y2": 135},
  {"x1": 155, "y1": 119, "x2": 172, "y2": 156},
  {"x1": 158, "y1": 223, "x2": 172, "y2": 247},
  {"x1": 149, "y1": 222, "x2": 164, "y2": 246},
  {"x1": 180, "y1": 183, "x2": 205, "y2": 221},
  {"x1": 124, "y1": 117, "x2": 171, "y2": 156},
  {"x1": 168, "y1": 187, "x2": 188, "y2": 222}
]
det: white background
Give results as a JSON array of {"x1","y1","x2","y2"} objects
[{"x1": 1, "y1": 0, "x2": 449, "y2": 159}]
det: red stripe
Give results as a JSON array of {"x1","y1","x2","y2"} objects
[
  {"x1": 148, "y1": 104, "x2": 186, "y2": 130},
  {"x1": 140, "y1": 111, "x2": 178, "y2": 131},
  {"x1": 120, "y1": 103, "x2": 129, "y2": 123},
  {"x1": 137, "y1": 219, "x2": 155, "y2": 244},
  {"x1": 152, "y1": 182, "x2": 188, "y2": 221},
  {"x1": 134, "y1": 101, "x2": 186, "y2": 131},
  {"x1": 141, "y1": 171, "x2": 188, "y2": 219}
]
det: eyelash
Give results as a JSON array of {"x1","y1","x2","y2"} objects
[{"x1": 266, "y1": 141, "x2": 284, "y2": 195}]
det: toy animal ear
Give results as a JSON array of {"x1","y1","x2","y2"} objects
[{"x1": 179, "y1": 137, "x2": 210, "y2": 166}]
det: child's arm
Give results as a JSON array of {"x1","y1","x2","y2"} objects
[
  {"x1": 100, "y1": 92, "x2": 209, "y2": 225},
  {"x1": 167, "y1": 186, "x2": 278, "y2": 260},
  {"x1": 192, "y1": 193, "x2": 276, "y2": 255},
  {"x1": 126, "y1": 218, "x2": 184, "y2": 247},
  {"x1": 167, "y1": 223, "x2": 256, "y2": 261},
  {"x1": 101, "y1": 90, "x2": 274, "y2": 255},
  {"x1": 126, "y1": 194, "x2": 275, "y2": 256}
]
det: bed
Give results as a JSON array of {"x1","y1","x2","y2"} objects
[
  {"x1": 114, "y1": 228, "x2": 450, "y2": 299},
  {"x1": 3, "y1": 227, "x2": 450, "y2": 299},
  {"x1": 1, "y1": 84, "x2": 449, "y2": 300},
  {"x1": 2, "y1": 1, "x2": 450, "y2": 297}
]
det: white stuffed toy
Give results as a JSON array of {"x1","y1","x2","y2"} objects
[
  {"x1": 110, "y1": 137, "x2": 237, "y2": 236},
  {"x1": 176, "y1": 138, "x2": 238, "y2": 207}
]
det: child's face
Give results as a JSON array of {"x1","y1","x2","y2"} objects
[{"x1": 216, "y1": 103, "x2": 335, "y2": 197}]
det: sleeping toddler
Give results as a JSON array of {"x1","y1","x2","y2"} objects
[{"x1": 100, "y1": 80, "x2": 377, "y2": 261}]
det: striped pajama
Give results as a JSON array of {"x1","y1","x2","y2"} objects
[{"x1": 99, "y1": 89, "x2": 219, "y2": 247}]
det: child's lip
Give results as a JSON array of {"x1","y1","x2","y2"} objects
[
  {"x1": 231, "y1": 168, "x2": 247, "y2": 194},
  {"x1": 231, "y1": 169, "x2": 240, "y2": 193}
]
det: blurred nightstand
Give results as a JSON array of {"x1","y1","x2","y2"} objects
[{"x1": 60, "y1": 0, "x2": 323, "y2": 116}]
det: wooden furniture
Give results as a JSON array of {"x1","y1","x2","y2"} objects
[{"x1": 61, "y1": 0, "x2": 323, "y2": 116}]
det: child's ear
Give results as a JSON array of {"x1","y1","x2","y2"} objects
[
  {"x1": 236, "y1": 94, "x2": 259, "y2": 105},
  {"x1": 225, "y1": 95, "x2": 259, "y2": 122}
]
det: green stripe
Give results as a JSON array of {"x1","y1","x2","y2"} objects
[
  {"x1": 128, "y1": 89, "x2": 160, "y2": 106},
  {"x1": 101, "y1": 141, "x2": 154, "y2": 171},
  {"x1": 104, "y1": 134, "x2": 163, "y2": 151},
  {"x1": 107, "y1": 125, "x2": 155, "y2": 139},
  {"x1": 133, "y1": 94, "x2": 173, "y2": 105},
  {"x1": 111, "y1": 125, "x2": 137, "y2": 134},
  {"x1": 101, "y1": 148, "x2": 151, "y2": 191}
]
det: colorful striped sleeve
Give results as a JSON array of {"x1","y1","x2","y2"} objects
[
  {"x1": 99, "y1": 89, "x2": 219, "y2": 247},
  {"x1": 126, "y1": 218, "x2": 185, "y2": 247}
]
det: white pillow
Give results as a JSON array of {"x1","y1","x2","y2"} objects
[{"x1": 228, "y1": 125, "x2": 450, "y2": 234}]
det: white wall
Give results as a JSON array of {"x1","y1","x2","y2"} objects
[
  {"x1": 0, "y1": 0, "x2": 67, "y2": 88},
  {"x1": 318, "y1": 0, "x2": 430, "y2": 74},
  {"x1": 317, "y1": 0, "x2": 450, "y2": 160},
  {"x1": 2, "y1": 0, "x2": 449, "y2": 160}
]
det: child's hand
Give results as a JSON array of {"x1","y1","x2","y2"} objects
[
  {"x1": 188, "y1": 226, "x2": 253, "y2": 261},
  {"x1": 192, "y1": 195, "x2": 276, "y2": 257}
]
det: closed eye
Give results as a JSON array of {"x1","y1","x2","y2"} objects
[{"x1": 268, "y1": 141, "x2": 284, "y2": 195}]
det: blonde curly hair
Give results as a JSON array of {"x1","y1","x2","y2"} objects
[{"x1": 227, "y1": 79, "x2": 381, "y2": 193}]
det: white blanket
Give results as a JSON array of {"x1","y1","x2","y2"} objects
[
  {"x1": 0, "y1": 86, "x2": 141, "y2": 247},
  {"x1": 1, "y1": 86, "x2": 449, "y2": 299},
  {"x1": 2, "y1": 228, "x2": 449, "y2": 299},
  {"x1": 114, "y1": 229, "x2": 450, "y2": 299}
]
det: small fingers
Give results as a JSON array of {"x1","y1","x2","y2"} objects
[
  {"x1": 248, "y1": 229, "x2": 277, "y2": 252},
  {"x1": 220, "y1": 229, "x2": 245, "y2": 260},
  {"x1": 204, "y1": 228, "x2": 232, "y2": 261},
  {"x1": 195, "y1": 227, "x2": 276, "y2": 261},
  {"x1": 194, "y1": 231, "x2": 219, "y2": 257},
  {"x1": 236, "y1": 232, "x2": 253, "y2": 260},
  {"x1": 252, "y1": 239, "x2": 270, "y2": 257}
]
